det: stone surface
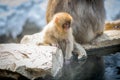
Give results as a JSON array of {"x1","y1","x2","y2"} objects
[{"x1": 0, "y1": 44, "x2": 63, "y2": 79}]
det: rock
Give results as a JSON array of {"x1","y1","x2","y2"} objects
[{"x1": 0, "y1": 44, "x2": 63, "y2": 79}]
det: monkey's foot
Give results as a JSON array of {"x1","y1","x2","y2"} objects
[
  {"x1": 77, "y1": 53, "x2": 87, "y2": 65},
  {"x1": 72, "y1": 52, "x2": 87, "y2": 64},
  {"x1": 78, "y1": 55, "x2": 87, "y2": 62},
  {"x1": 72, "y1": 51, "x2": 87, "y2": 61}
]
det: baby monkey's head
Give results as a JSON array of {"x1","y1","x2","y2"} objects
[{"x1": 52, "y1": 12, "x2": 73, "y2": 32}]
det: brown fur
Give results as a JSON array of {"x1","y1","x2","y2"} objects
[{"x1": 105, "y1": 20, "x2": 120, "y2": 30}]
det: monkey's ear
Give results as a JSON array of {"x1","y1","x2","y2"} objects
[{"x1": 55, "y1": 17, "x2": 59, "y2": 23}]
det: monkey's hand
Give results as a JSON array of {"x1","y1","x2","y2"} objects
[
  {"x1": 73, "y1": 42, "x2": 87, "y2": 62},
  {"x1": 72, "y1": 51, "x2": 87, "y2": 61}
]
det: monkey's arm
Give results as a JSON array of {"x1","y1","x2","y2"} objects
[{"x1": 72, "y1": 41, "x2": 87, "y2": 60}]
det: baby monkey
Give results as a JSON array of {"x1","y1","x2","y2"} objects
[{"x1": 39, "y1": 12, "x2": 87, "y2": 60}]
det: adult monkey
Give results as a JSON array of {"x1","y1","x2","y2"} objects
[
  {"x1": 46, "y1": 0, "x2": 105, "y2": 44},
  {"x1": 46, "y1": 0, "x2": 105, "y2": 80}
]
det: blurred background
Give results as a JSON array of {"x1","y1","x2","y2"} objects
[
  {"x1": 0, "y1": 0, "x2": 120, "y2": 43},
  {"x1": 0, "y1": 0, "x2": 120, "y2": 80},
  {"x1": 0, "y1": 0, "x2": 48, "y2": 43}
]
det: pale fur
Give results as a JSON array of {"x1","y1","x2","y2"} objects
[
  {"x1": 42, "y1": 23, "x2": 74, "y2": 60},
  {"x1": 40, "y1": 13, "x2": 74, "y2": 60}
]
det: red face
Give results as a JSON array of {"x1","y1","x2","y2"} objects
[{"x1": 62, "y1": 21, "x2": 71, "y2": 30}]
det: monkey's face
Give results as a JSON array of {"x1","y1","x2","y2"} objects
[
  {"x1": 62, "y1": 21, "x2": 71, "y2": 30},
  {"x1": 53, "y1": 12, "x2": 73, "y2": 32},
  {"x1": 55, "y1": 20, "x2": 71, "y2": 33}
]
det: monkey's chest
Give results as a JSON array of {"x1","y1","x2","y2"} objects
[
  {"x1": 58, "y1": 39, "x2": 73, "y2": 55},
  {"x1": 58, "y1": 39, "x2": 69, "y2": 49}
]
